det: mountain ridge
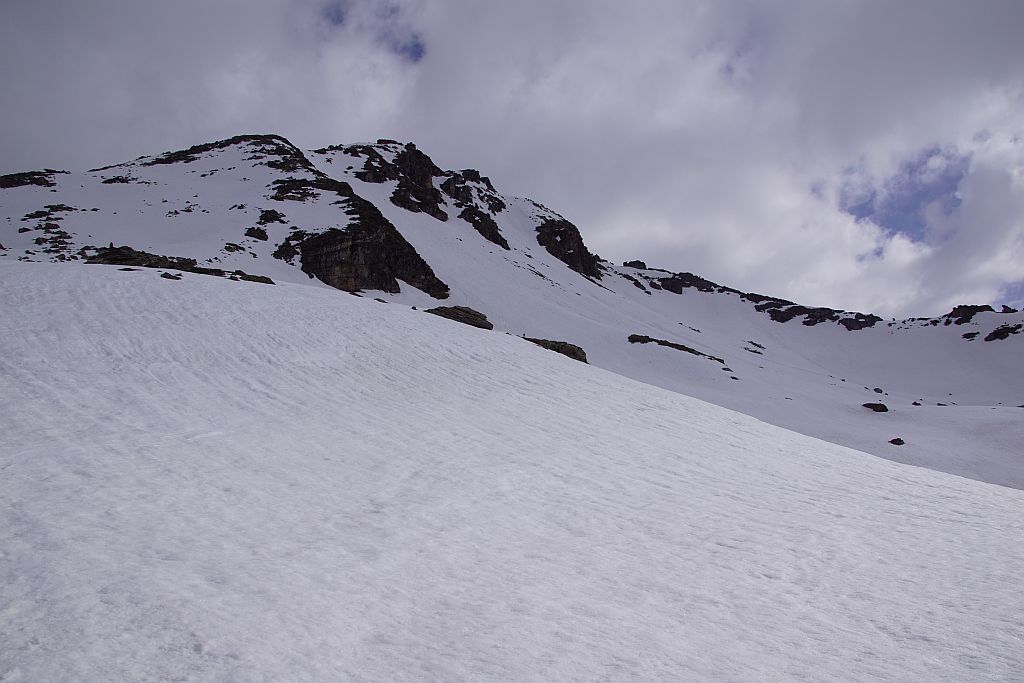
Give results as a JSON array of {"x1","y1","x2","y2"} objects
[
  {"x1": 2, "y1": 132, "x2": 1018, "y2": 324},
  {"x1": 2, "y1": 133, "x2": 1022, "y2": 488}
]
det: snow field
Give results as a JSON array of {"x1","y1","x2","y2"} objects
[{"x1": 1, "y1": 262, "x2": 1023, "y2": 681}]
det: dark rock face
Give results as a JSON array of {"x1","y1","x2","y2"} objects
[
  {"x1": 944, "y1": 304, "x2": 995, "y2": 325},
  {"x1": 425, "y1": 306, "x2": 493, "y2": 330},
  {"x1": 287, "y1": 225, "x2": 447, "y2": 298},
  {"x1": 751, "y1": 300, "x2": 882, "y2": 329},
  {"x1": 837, "y1": 314, "x2": 884, "y2": 331},
  {"x1": 1001, "y1": 305, "x2": 1019, "y2": 314},
  {"x1": 271, "y1": 179, "x2": 449, "y2": 299},
  {"x1": 659, "y1": 272, "x2": 726, "y2": 295},
  {"x1": 440, "y1": 170, "x2": 506, "y2": 214},
  {"x1": 535, "y1": 219, "x2": 602, "y2": 279},
  {"x1": 889, "y1": 437, "x2": 905, "y2": 445},
  {"x1": 863, "y1": 402, "x2": 889, "y2": 412},
  {"x1": 339, "y1": 142, "x2": 451, "y2": 220},
  {"x1": 341, "y1": 144, "x2": 401, "y2": 183},
  {"x1": 389, "y1": 144, "x2": 449, "y2": 221},
  {"x1": 142, "y1": 134, "x2": 315, "y2": 173},
  {"x1": 984, "y1": 323, "x2": 1023, "y2": 342},
  {"x1": 436, "y1": 167, "x2": 510, "y2": 248},
  {"x1": 458, "y1": 206, "x2": 509, "y2": 250},
  {"x1": 627, "y1": 334, "x2": 725, "y2": 364},
  {"x1": 623, "y1": 260, "x2": 647, "y2": 269},
  {"x1": 524, "y1": 338, "x2": 588, "y2": 363},
  {"x1": 245, "y1": 226, "x2": 269, "y2": 241},
  {"x1": 0, "y1": 170, "x2": 66, "y2": 189}
]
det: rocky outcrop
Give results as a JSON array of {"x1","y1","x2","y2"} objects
[
  {"x1": 341, "y1": 144, "x2": 401, "y2": 183},
  {"x1": 627, "y1": 334, "x2": 724, "y2": 364},
  {"x1": 440, "y1": 169, "x2": 506, "y2": 214},
  {"x1": 389, "y1": 144, "x2": 449, "y2": 221},
  {"x1": 425, "y1": 306, "x2": 493, "y2": 329},
  {"x1": 658, "y1": 272, "x2": 729, "y2": 295},
  {"x1": 535, "y1": 219, "x2": 602, "y2": 279},
  {"x1": 287, "y1": 225, "x2": 447, "y2": 298},
  {"x1": 437, "y1": 168, "x2": 510, "y2": 248},
  {"x1": 524, "y1": 338, "x2": 588, "y2": 363},
  {"x1": 86, "y1": 245, "x2": 273, "y2": 283},
  {"x1": 142, "y1": 134, "x2": 315, "y2": 174},
  {"x1": 623, "y1": 260, "x2": 647, "y2": 269},
  {"x1": 944, "y1": 305, "x2": 995, "y2": 325},
  {"x1": 271, "y1": 179, "x2": 449, "y2": 299},
  {"x1": 0, "y1": 170, "x2": 67, "y2": 189},
  {"x1": 257, "y1": 209, "x2": 287, "y2": 225},
  {"x1": 862, "y1": 403, "x2": 889, "y2": 413},
  {"x1": 640, "y1": 267, "x2": 883, "y2": 331},
  {"x1": 984, "y1": 323, "x2": 1023, "y2": 342},
  {"x1": 458, "y1": 206, "x2": 509, "y2": 250},
  {"x1": 338, "y1": 142, "x2": 451, "y2": 221}
]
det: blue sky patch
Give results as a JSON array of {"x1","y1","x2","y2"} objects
[
  {"x1": 321, "y1": 1, "x2": 347, "y2": 27},
  {"x1": 320, "y1": 0, "x2": 426, "y2": 63},
  {"x1": 999, "y1": 280, "x2": 1024, "y2": 311},
  {"x1": 840, "y1": 146, "x2": 970, "y2": 243}
]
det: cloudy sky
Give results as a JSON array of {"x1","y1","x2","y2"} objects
[{"x1": 3, "y1": 0, "x2": 1023, "y2": 316}]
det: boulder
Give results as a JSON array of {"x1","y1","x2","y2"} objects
[
  {"x1": 524, "y1": 338, "x2": 588, "y2": 363},
  {"x1": 425, "y1": 306, "x2": 493, "y2": 330}
]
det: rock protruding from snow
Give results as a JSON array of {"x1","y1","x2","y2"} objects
[
  {"x1": 142, "y1": 134, "x2": 316, "y2": 174},
  {"x1": 86, "y1": 245, "x2": 274, "y2": 284},
  {"x1": 457, "y1": 206, "x2": 509, "y2": 250},
  {"x1": 535, "y1": 218, "x2": 602, "y2": 279},
  {"x1": 944, "y1": 304, "x2": 995, "y2": 325},
  {"x1": 628, "y1": 334, "x2": 725, "y2": 364},
  {"x1": 0, "y1": 169, "x2": 67, "y2": 189},
  {"x1": 425, "y1": 305, "x2": 493, "y2": 329},
  {"x1": 984, "y1": 323, "x2": 1023, "y2": 342},
  {"x1": 389, "y1": 144, "x2": 449, "y2": 221},
  {"x1": 277, "y1": 192, "x2": 449, "y2": 299},
  {"x1": 335, "y1": 141, "x2": 450, "y2": 221},
  {"x1": 524, "y1": 338, "x2": 589, "y2": 363},
  {"x1": 440, "y1": 169, "x2": 506, "y2": 214}
]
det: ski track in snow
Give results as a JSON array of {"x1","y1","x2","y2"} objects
[{"x1": 1, "y1": 263, "x2": 1023, "y2": 681}]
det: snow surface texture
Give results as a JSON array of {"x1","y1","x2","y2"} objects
[
  {"x1": 2, "y1": 263, "x2": 1023, "y2": 681},
  {"x1": 1, "y1": 137, "x2": 1022, "y2": 490}
]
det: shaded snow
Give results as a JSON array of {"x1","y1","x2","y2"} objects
[{"x1": 2, "y1": 263, "x2": 1023, "y2": 681}]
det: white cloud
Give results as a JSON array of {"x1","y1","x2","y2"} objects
[{"x1": 2, "y1": 0, "x2": 1023, "y2": 316}]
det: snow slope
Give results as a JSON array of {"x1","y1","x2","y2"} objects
[
  {"x1": 2, "y1": 262, "x2": 1023, "y2": 681},
  {"x1": 1, "y1": 136, "x2": 1022, "y2": 489}
]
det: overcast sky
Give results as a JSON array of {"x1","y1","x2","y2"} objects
[{"x1": 3, "y1": 0, "x2": 1023, "y2": 316}]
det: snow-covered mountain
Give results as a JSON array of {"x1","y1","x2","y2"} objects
[
  {"x1": 2, "y1": 263, "x2": 1022, "y2": 681},
  {"x1": 1, "y1": 134, "x2": 1022, "y2": 488}
]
